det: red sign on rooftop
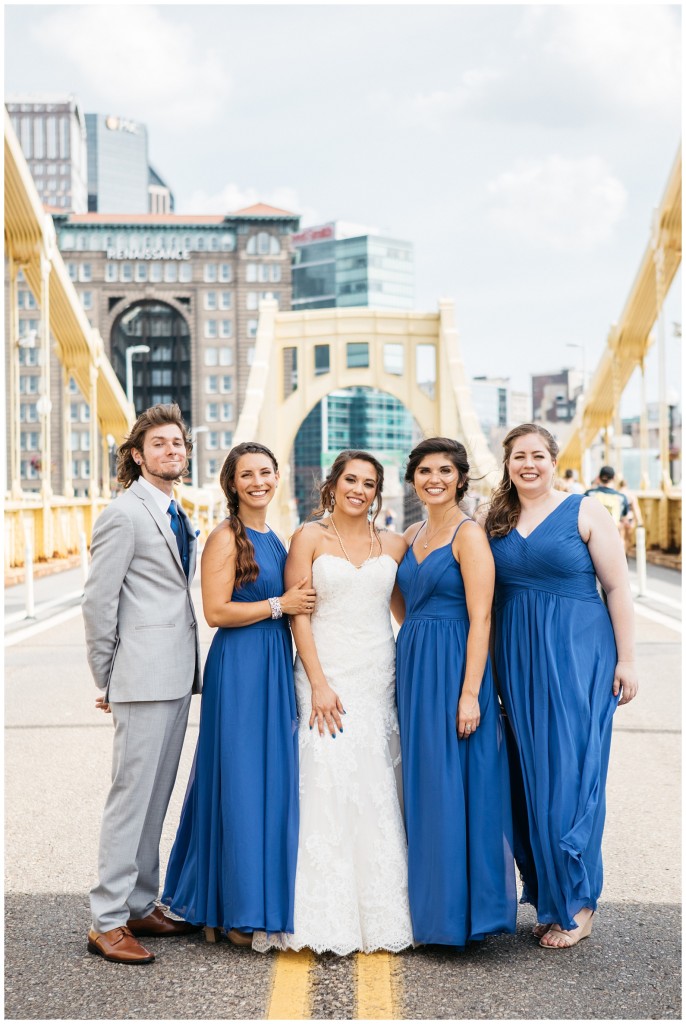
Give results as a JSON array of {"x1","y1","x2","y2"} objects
[{"x1": 292, "y1": 223, "x2": 334, "y2": 246}]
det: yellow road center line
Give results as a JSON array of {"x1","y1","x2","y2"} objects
[
  {"x1": 356, "y1": 951, "x2": 397, "y2": 1019},
  {"x1": 266, "y1": 948, "x2": 314, "y2": 1020}
]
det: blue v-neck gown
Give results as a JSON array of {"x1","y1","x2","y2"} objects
[
  {"x1": 162, "y1": 527, "x2": 299, "y2": 934},
  {"x1": 489, "y1": 494, "x2": 618, "y2": 931},
  {"x1": 395, "y1": 523, "x2": 517, "y2": 946}
]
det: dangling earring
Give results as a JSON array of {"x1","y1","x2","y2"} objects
[
  {"x1": 328, "y1": 492, "x2": 335, "y2": 511},
  {"x1": 367, "y1": 500, "x2": 377, "y2": 522},
  {"x1": 506, "y1": 476, "x2": 513, "y2": 491}
]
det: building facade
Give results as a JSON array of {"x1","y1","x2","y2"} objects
[
  {"x1": 290, "y1": 221, "x2": 419, "y2": 523},
  {"x1": 471, "y1": 375, "x2": 533, "y2": 456},
  {"x1": 531, "y1": 368, "x2": 584, "y2": 425},
  {"x1": 6, "y1": 95, "x2": 88, "y2": 212},
  {"x1": 9, "y1": 204, "x2": 299, "y2": 495}
]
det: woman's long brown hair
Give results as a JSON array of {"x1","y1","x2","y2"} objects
[
  {"x1": 485, "y1": 423, "x2": 559, "y2": 538},
  {"x1": 219, "y1": 442, "x2": 279, "y2": 588}
]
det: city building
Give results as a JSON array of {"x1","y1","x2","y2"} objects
[
  {"x1": 471, "y1": 375, "x2": 532, "y2": 456},
  {"x1": 85, "y1": 112, "x2": 174, "y2": 214},
  {"x1": 6, "y1": 95, "x2": 88, "y2": 211},
  {"x1": 9, "y1": 204, "x2": 299, "y2": 495},
  {"x1": 290, "y1": 221, "x2": 419, "y2": 523},
  {"x1": 531, "y1": 368, "x2": 584, "y2": 425}
]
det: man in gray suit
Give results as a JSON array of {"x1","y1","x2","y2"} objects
[{"x1": 83, "y1": 403, "x2": 202, "y2": 964}]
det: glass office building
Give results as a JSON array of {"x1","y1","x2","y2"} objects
[
  {"x1": 291, "y1": 222, "x2": 420, "y2": 524},
  {"x1": 85, "y1": 113, "x2": 151, "y2": 213},
  {"x1": 6, "y1": 96, "x2": 88, "y2": 212}
]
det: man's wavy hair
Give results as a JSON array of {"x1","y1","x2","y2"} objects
[{"x1": 116, "y1": 403, "x2": 193, "y2": 488}]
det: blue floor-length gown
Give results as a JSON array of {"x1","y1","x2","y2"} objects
[
  {"x1": 162, "y1": 527, "x2": 299, "y2": 934},
  {"x1": 395, "y1": 521, "x2": 517, "y2": 946},
  {"x1": 489, "y1": 494, "x2": 618, "y2": 932}
]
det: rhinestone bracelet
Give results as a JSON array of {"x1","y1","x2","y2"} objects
[{"x1": 268, "y1": 596, "x2": 283, "y2": 620}]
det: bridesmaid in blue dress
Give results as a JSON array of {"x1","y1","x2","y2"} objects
[
  {"x1": 485, "y1": 424, "x2": 638, "y2": 949},
  {"x1": 395, "y1": 438, "x2": 517, "y2": 947},
  {"x1": 162, "y1": 442, "x2": 316, "y2": 945}
]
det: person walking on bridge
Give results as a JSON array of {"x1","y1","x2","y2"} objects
[{"x1": 82, "y1": 403, "x2": 202, "y2": 965}]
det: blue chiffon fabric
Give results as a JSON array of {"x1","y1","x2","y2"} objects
[
  {"x1": 490, "y1": 494, "x2": 618, "y2": 931},
  {"x1": 395, "y1": 522, "x2": 517, "y2": 946},
  {"x1": 162, "y1": 527, "x2": 299, "y2": 934}
]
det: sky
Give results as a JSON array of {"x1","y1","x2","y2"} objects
[{"x1": 4, "y1": 3, "x2": 682, "y2": 414}]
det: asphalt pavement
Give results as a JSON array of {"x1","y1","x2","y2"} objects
[{"x1": 4, "y1": 563, "x2": 681, "y2": 1020}]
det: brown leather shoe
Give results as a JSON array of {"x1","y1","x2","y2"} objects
[
  {"x1": 128, "y1": 906, "x2": 200, "y2": 938},
  {"x1": 87, "y1": 926, "x2": 155, "y2": 964}
]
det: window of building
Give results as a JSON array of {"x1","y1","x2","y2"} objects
[
  {"x1": 347, "y1": 342, "x2": 369, "y2": 369},
  {"x1": 79, "y1": 263, "x2": 92, "y2": 282},
  {"x1": 204, "y1": 291, "x2": 217, "y2": 310},
  {"x1": 206, "y1": 431, "x2": 219, "y2": 450},
  {"x1": 205, "y1": 320, "x2": 218, "y2": 339},
  {"x1": 81, "y1": 460, "x2": 91, "y2": 479},
  {"x1": 81, "y1": 431, "x2": 91, "y2": 451},
  {"x1": 219, "y1": 264, "x2": 232, "y2": 282},
  {"x1": 18, "y1": 345, "x2": 39, "y2": 367},
  {"x1": 219, "y1": 291, "x2": 232, "y2": 310},
  {"x1": 206, "y1": 402, "x2": 218, "y2": 421},
  {"x1": 204, "y1": 347, "x2": 218, "y2": 366},
  {"x1": 221, "y1": 403, "x2": 234, "y2": 421},
  {"x1": 151, "y1": 345, "x2": 173, "y2": 362},
  {"x1": 70, "y1": 431, "x2": 80, "y2": 451},
  {"x1": 247, "y1": 232, "x2": 280, "y2": 256},
  {"x1": 68, "y1": 377, "x2": 79, "y2": 393},
  {"x1": 81, "y1": 404, "x2": 91, "y2": 422},
  {"x1": 246, "y1": 292, "x2": 258, "y2": 310},
  {"x1": 20, "y1": 431, "x2": 39, "y2": 451},
  {"x1": 221, "y1": 233, "x2": 235, "y2": 252},
  {"x1": 207, "y1": 458, "x2": 219, "y2": 477},
  {"x1": 384, "y1": 343, "x2": 404, "y2": 376},
  {"x1": 71, "y1": 459, "x2": 80, "y2": 479},
  {"x1": 135, "y1": 263, "x2": 148, "y2": 282},
  {"x1": 33, "y1": 120, "x2": 44, "y2": 159},
  {"x1": 67, "y1": 263, "x2": 78, "y2": 281},
  {"x1": 246, "y1": 264, "x2": 258, "y2": 283},
  {"x1": 247, "y1": 348, "x2": 255, "y2": 366},
  {"x1": 270, "y1": 263, "x2": 282, "y2": 283},
  {"x1": 205, "y1": 375, "x2": 218, "y2": 394},
  {"x1": 221, "y1": 431, "x2": 233, "y2": 448},
  {"x1": 204, "y1": 263, "x2": 217, "y2": 283},
  {"x1": 219, "y1": 320, "x2": 232, "y2": 338},
  {"x1": 105, "y1": 263, "x2": 117, "y2": 282},
  {"x1": 164, "y1": 263, "x2": 178, "y2": 283},
  {"x1": 196, "y1": 235, "x2": 207, "y2": 251},
  {"x1": 81, "y1": 291, "x2": 93, "y2": 311},
  {"x1": 149, "y1": 263, "x2": 162, "y2": 282},
  {"x1": 21, "y1": 402, "x2": 38, "y2": 423},
  {"x1": 151, "y1": 369, "x2": 173, "y2": 386},
  {"x1": 218, "y1": 346, "x2": 233, "y2": 366},
  {"x1": 220, "y1": 375, "x2": 233, "y2": 393},
  {"x1": 314, "y1": 344, "x2": 330, "y2": 376},
  {"x1": 247, "y1": 319, "x2": 258, "y2": 338},
  {"x1": 19, "y1": 376, "x2": 39, "y2": 395},
  {"x1": 120, "y1": 263, "x2": 133, "y2": 282},
  {"x1": 179, "y1": 262, "x2": 192, "y2": 283},
  {"x1": 70, "y1": 402, "x2": 80, "y2": 422},
  {"x1": 21, "y1": 459, "x2": 39, "y2": 480}
]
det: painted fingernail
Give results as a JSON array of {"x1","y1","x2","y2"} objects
[
  {"x1": 331, "y1": 733, "x2": 336, "y2": 739},
  {"x1": 339, "y1": 728, "x2": 344, "y2": 733}
]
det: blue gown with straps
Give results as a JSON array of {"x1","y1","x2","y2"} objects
[
  {"x1": 395, "y1": 519, "x2": 517, "y2": 946},
  {"x1": 489, "y1": 494, "x2": 618, "y2": 930},
  {"x1": 162, "y1": 527, "x2": 299, "y2": 934}
]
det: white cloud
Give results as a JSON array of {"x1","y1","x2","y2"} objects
[
  {"x1": 487, "y1": 156, "x2": 628, "y2": 250},
  {"x1": 31, "y1": 5, "x2": 231, "y2": 129},
  {"x1": 381, "y1": 67, "x2": 503, "y2": 130},
  {"x1": 538, "y1": 6, "x2": 680, "y2": 112},
  {"x1": 186, "y1": 183, "x2": 317, "y2": 224}
]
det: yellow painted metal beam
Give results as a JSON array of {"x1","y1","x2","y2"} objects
[{"x1": 4, "y1": 109, "x2": 132, "y2": 445}]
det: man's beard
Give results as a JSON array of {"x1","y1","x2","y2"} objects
[{"x1": 139, "y1": 458, "x2": 186, "y2": 482}]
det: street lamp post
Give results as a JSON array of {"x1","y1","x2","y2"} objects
[
  {"x1": 125, "y1": 344, "x2": 150, "y2": 410},
  {"x1": 191, "y1": 426, "x2": 208, "y2": 490},
  {"x1": 566, "y1": 343, "x2": 589, "y2": 484}
]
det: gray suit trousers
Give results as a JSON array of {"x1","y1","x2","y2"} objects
[{"x1": 90, "y1": 694, "x2": 191, "y2": 933}]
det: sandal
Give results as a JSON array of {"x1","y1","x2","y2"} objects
[{"x1": 539, "y1": 912, "x2": 594, "y2": 949}]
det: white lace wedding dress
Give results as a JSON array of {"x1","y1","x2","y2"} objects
[{"x1": 253, "y1": 553, "x2": 413, "y2": 955}]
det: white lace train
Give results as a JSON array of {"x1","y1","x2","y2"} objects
[{"x1": 253, "y1": 554, "x2": 413, "y2": 955}]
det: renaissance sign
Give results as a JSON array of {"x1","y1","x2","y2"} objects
[{"x1": 105, "y1": 241, "x2": 191, "y2": 261}]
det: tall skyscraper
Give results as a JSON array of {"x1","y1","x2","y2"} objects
[
  {"x1": 85, "y1": 112, "x2": 172, "y2": 214},
  {"x1": 290, "y1": 222, "x2": 420, "y2": 524},
  {"x1": 6, "y1": 95, "x2": 88, "y2": 211}
]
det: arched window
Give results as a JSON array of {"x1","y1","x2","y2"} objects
[{"x1": 246, "y1": 231, "x2": 281, "y2": 256}]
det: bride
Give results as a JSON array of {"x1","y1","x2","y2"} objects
[{"x1": 253, "y1": 450, "x2": 413, "y2": 955}]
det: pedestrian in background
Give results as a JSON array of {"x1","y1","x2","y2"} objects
[
  {"x1": 486, "y1": 424, "x2": 638, "y2": 949},
  {"x1": 163, "y1": 442, "x2": 313, "y2": 946},
  {"x1": 83, "y1": 403, "x2": 202, "y2": 965},
  {"x1": 584, "y1": 465, "x2": 629, "y2": 525}
]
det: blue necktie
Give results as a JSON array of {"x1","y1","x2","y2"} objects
[{"x1": 168, "y1": 499, "x2": 189, "y2": 577}]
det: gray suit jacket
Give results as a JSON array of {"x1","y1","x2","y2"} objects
[{"x1": 82, "y1": 479, "x2": 202, "y2": 702}]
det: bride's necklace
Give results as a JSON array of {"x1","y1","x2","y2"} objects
[
  {"x1": 329, "y1": 515, "x2": 376, "y2": 568},
  {"x1": 421, "y1": 508, "x2": 461, "y2": 549}
]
